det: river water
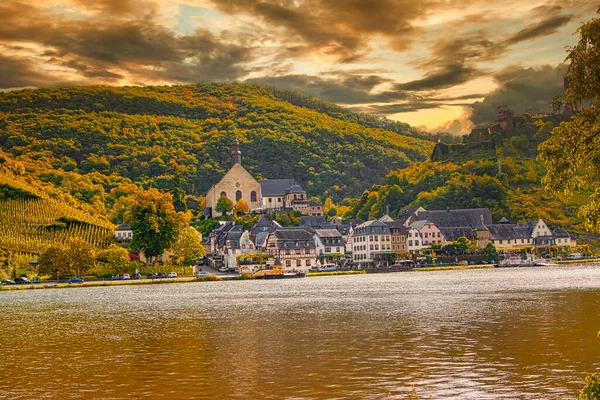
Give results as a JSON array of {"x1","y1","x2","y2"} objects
[{"x1": 1, "y1": 265, "x2": 600, "y2": 399}]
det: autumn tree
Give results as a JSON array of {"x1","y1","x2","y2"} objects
[
  {"x1": 234, "y1": 198, "x2": 249, "y2": 215},
  {"x1": 216, "y1": 195, "x2": 233, "y2": 216},
  {"x1": 96, "y1": 244, "x2": 131, "y2": 274},
  {"x1": 539, "y1": 7, "x2": 600, "y2": 230},
  {"x1": 124, "y1": 188, "x2": 187, "y2": 264},
  {"x1": 484, "y1": 243, "x2": 498, "y2": 260},
  {"x1": 171, "y1": 227, "x2": 206, "y2": 266},
  {"x1": 38, "y1": 244, "x2": 68, "y2": 279},
  {"x1": 549, "y1": 94, "x2": 564, "y2": 114},
  {"x1": 65, "y1": 237, "x2": 96, "y2": 277}
]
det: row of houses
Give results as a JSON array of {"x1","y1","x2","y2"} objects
[{"x1": 115, "y1": 206, "x2": 578, "y2": 270}]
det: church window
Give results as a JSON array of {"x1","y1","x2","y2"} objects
[
  {"x1": 220, "y1": 191, "x2": 227, "y2": 198},
  {"x1": 251, "y1": 191, "x2": 257, "y2": 202},
  {"x1": 236, "y1": 190, "x2": 242, "y2": 201}
]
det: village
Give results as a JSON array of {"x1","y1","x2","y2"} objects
[{"x1": 112, "y1": 139, "x2": 586, "y2": 275}]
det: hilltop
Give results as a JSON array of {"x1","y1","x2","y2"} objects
[{"x1": 0, "y1": 83, "x2": 435, "y2": 213}]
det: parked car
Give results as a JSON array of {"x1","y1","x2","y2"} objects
[
  {"x1": 131, "y1": 273, "x2": 141, "y2": 280},
  {"x1": 111, "y1": 274, "x2": 120, "y2": 280},
  {"x1": 14, "y1": 277, "x2": 31, "y2": 284},
  {"x1": 68, "y1": 277, "x2": 84, "y2": 284},
  {"x1": 195, "y1": 271, "x2": 213, "y2": 278},
  {"x1": 146, "y1": 273, "x2": 158, "y2": 279},
  {"x1": 218, "y1": 267, "x2": 228, "y2": 273},
  {"x1": 158, "y1": 272, "x2": 167, "y2": 279},
  {"x1": 122, "y1": 273, "x2": 130, "y2": 280},
  {"x1": 167, "y1": 272, "x2": 177, "y2": 278},
  {"x1": 319, "y1": 264, "x2": 337, "y2": 272},
  {"x1": 1, "y1": 279, "x2": 15, "y2": 285}
]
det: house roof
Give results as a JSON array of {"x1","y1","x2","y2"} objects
[
  {"x1": 410, "y1": 220, "x2": 435, "y2": 231},
  {"x1": 273, "y1": 228, "x2": 314, "y2": 240},
  {"x1": 553, "y1": 228, "x2": 571, "y2": 238},
  {"x1": 260, "y1": 179, "x2": 295, "y2": 196},
  {"x1": 300, "y1": 215, "x2": 327, "y2": 227},
  {"x1": 314, "y1": 229, "x2": 342, "y2": 238},
  {"x1": 487, "y1": 224, "x2": 531, "y2": 240},
  {"x1": 379, "y1": 214, "x2": 394, "y2": 223},
  {"x1": 288, "y1": 184, "x2": 305, "y2": 194},
  {"x1": 414, "y1": 208, "x2": 492, "y2": 228},
  {"x1": 271, "y1": 228, "x2": 316, "y2": 248},
  {"x1": 115, "y1": 223, "x2": 131, "y2": 231},
  {"x1": 439, "y1": 227, "x2": 473, "y2": 242},
  {"x1": 357, "y1": 220, "x2": 388, "y2": 229},
  {"x1": 254, "y1": 231, "x2": 269, "y2": 247},
  {"x1": 250, "y1": 216, "x2": 277, "y2": 234},
  {"x1": 499, "y1": 217, "x2": 510, "y2": 223}
]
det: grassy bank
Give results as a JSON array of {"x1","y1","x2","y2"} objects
[{"x1": 307, "y1": 270, "x2": 366, "y2": 277}]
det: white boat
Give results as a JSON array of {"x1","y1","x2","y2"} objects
[{"x1": 496, "y1": 254, "x2": 534, "y2": 267}]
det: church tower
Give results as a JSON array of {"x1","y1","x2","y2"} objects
[
  {"x1": 232, "y1": 137, "x2": 241, "y2": 164},
  {"x1": 474, "y1": 215, "x2": 490, "y2": 248}
]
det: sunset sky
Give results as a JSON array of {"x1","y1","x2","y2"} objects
[{"x1": 0, "y1": 0, "x2": 596, "y2": 133}]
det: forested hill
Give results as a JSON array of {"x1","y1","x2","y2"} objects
[
  {"x1": 348, "y1": 111, "x2": 589, "y2": 234},
  {"x1": 0, "y1": 83, "x2": 434, "y2": 210}
]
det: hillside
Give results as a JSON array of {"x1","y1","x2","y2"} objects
[
  {"x1": 0, "y1": 84, "x2": 434, "y2": 213},
  {"x1": 0, "y1": 152, "x2": 114, "y2": 271},
  {"x1": 348, "y1": 111, "x2": 589, "y2": 234}
]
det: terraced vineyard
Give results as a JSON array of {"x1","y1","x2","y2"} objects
[{"x1": 0, "y1": 164, "x2": 115, "y2": 264}]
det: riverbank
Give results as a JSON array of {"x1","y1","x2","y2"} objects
[{"x1": 414, "y1": 264, "x2": 495, "y2": 272}]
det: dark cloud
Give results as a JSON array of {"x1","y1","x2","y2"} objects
[
  {"x1": 210, "y1": 0, "x2": 428, "y2": 61},
  {"x1": 350, "y1": 102, "x2": 441, "y2": 115},
  {"x1": 395, "y1": 64, "x2": 484, "y2": 91},
  {"x1": 0, "y1": 54, "x2": 70, "y2": 88},
  {"x1": 504, "y1": 9, "x2": 573, "y2": 45},
  {"x1": 469, "y1": 63, "x2": 569, "y2": 125},
  {"x1": 247, "y1": 73, "x2": 413, "y2": 104},
  {"x1": 0, "y1": 0, "x2": 256, "y2": 87}
]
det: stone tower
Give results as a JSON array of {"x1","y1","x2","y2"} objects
[
  {"x1": 473, "y1": 215, "x2": 490, "y2": 248},
  {"x1": 231, "y1": 137, "x2": 241, "y2": 164}
]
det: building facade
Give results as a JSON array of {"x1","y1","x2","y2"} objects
[
  {"x1": 352, "y1": 220, "x2": 392, "y2": 267},
  {"x1": 265, "y1": 229, "x2": 317, "y2": 271}
]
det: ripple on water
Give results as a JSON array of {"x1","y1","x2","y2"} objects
[{"x1": 1, "y1": 265, "x2": 600, "y2": 399}]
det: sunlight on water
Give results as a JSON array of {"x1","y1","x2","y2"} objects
[{"x1": 1, "y1": 265, "x2": 600, "y2": 399}]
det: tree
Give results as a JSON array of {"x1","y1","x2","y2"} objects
[
  {"x1": 234, "y1": 198, "x2": 249, "y2": 215},
  {"x1": 96, "y1": 244, "x2": 130, "y2": 274},
  {"x1": 65, "y1": 237, "x2": 95, "y2": 277},
  {"x1": 454, "y1": 236, "x2": 470, "y2": 255},
  {"x1": 539, "y1": 8, "x2": 600, "y2": 230},
  {"x1": 216, "y1": 195, "x2": 233, "y2": 216},
  {"x1": 549, "y1": 94, "x2": 564, "y2": 114},
  {"x1": 579, "y1": 373, "x2": 600, "y2": 400},
  {"x1": 124, "y1": 188, "x2": 187, "y2": 264},
  {"x1": 172, "y1": 227, "x2": 206, "y2": 266},
  {"x1": 38, "y1": 244, "x2": 68, "y2": 278},
  {"x1": 484, "y1": 243, "x2": 498, "y2": 260}
]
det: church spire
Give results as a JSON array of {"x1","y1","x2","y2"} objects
[{"x1": 231, "y1": 137, "x2": 241, "y2": 165}]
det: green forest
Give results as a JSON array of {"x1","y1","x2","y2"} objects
[{"x1": 0, "y1": 83, "x2": 435, "y2": 214}]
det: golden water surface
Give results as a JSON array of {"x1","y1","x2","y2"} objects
[{"x1": 1, "y1": 265, "x2": 600, "y2": 399}]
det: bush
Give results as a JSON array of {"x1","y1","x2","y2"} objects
[{"x1": 580, "y1": 373, "x2": 600, "y2": 400}]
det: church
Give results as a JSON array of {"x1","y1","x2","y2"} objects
[{"x1": 204, "y1": 139, "x2": 321, "y2": 218}]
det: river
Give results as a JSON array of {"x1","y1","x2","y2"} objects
[{"x1": 1, "y1": 265, "x2": 600, "y2": 399}]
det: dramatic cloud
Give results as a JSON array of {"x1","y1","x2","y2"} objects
[
  {"x1": 210, "y1": 0, "x2": 428, "y2": 61},
  {"x1": 0, "y1": 0, "x2": 257, "y2": 88},
  {"x1": 0, "y1": 0, "x2": 593, "y2": 130},
  {"x1": 469, "y1": 63, "x2": 569, "y2": 124}
]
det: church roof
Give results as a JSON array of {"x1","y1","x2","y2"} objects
[{"x1": 260, "y1": 179, "x2": 295, "y2": 196}]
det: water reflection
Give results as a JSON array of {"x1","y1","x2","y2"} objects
[{"x1": 1, "y1": 265, "x2": 600, "y2": 399}]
